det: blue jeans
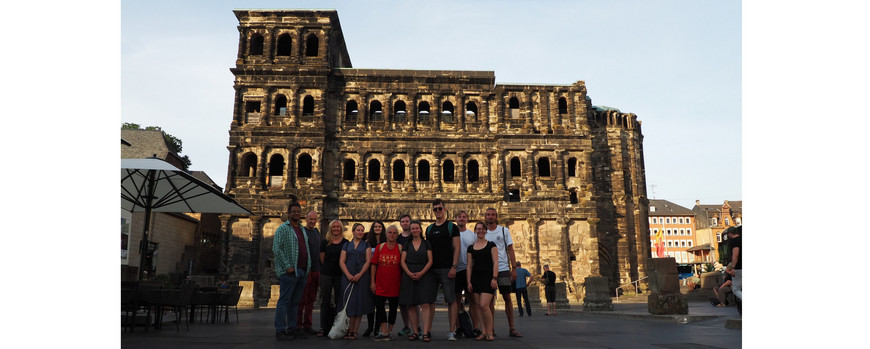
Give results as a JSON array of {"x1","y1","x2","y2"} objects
[
  {"x1": 515, "y1": 287, "x2": 531, "y2": 315},
  {"x1": 275, "y1": 270, "x2": 307, "y2": 333}
]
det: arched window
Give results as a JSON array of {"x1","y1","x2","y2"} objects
[
  {"x1": 441, "y1": 101, "x2": 454, "y2": 123},
  {"x1": 508, "y1": 97, "x2": 520, "y2": 118},
  {"x1": 240, "y1": 153, "x2": 257, "y2": 177},
  {"x1": 343, "y1": 159, "x2": 355, "y2": 181},
  {"x1": 537, "y1": 157, "x2": 551, "y2": 177},
  {"x1": 465, "y1": 102, "x2": 478, "y2": 122},
  {"x1": 268, "y1": 154, "x2": 284, "y2": 188},
  {"x1": 418, "y1": 101, "x2": 431, "y2": 123},
  {"x1": 467, "y1": 160, "x2": 479, "y2": 183},
  {"x1": 276, "y1": 34, "x2": 292, "y2": 56},
  {"x1": 418, "y1": 160, "x2": 430, "y2": 181},
  {"x1": 558, "y1": 97, "x2": 568, "y2": 115},
  {"x1": 510, "y1": 157, "x2": 521, "y2": 177},
  {"x1": 249, "y1": 33, "x2": 264, "y2": 55},
  {"x1": 368, "y1": 159, "x2": 381, "y2": 181},
  {"x1": 394, "y1": 101, "x2": 407, "y2": 122},
  {"x1": 302, "y1": 95, "x2": 314, "y2": 116},
  {"x1": 345, "y1": 100, "x2": 358, "y2": 122},
  {"x1": 370, "y1": 100, "x2": 383, "y2": 122},
  {"x1": 298, "y1": 153, "x2": 312, "y2": 178},
  {"x1": 274, "y1": 95, "x2": 288, "y2": 115},
  {"x1": 305, "y1": 34, "x2": 319, "y2": 57},
  {"x1": 443, "y1": 160, "x2": 455, "y2": 182},
  {"x1": 393, "y1": 160, "x2": 406, "y2": 181},
  {"x1": 567, "y1": 157, "x2": 577, "y2": 177}
]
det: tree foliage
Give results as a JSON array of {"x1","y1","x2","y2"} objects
[{"x1": 122, "y1": 122, "x2": 192, "y2": 170}]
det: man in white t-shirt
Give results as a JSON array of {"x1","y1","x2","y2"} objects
[
  {"x1": 453, "y1": 210, "x2": 479, "y2": 336},
  {"x1": 484, "y1": 208, "x2": 522, "y2": 338}
]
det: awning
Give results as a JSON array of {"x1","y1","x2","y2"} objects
[{"x1": 686, "y1": 243, "x2": 715, "y2": 252}]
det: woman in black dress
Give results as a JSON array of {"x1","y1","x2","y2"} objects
[
  {"x1": 317, "y1": 219, "x2": 348, "y2": 337},
  {"x1": 399, "y1": 221, "x2": 435, "y2": 342},
  {"x1": 466, "y1": 222, "x2": 498, "y2": 341},
  {"x1": 362, "y1": 221, "x2": 387, "y2": 337}
]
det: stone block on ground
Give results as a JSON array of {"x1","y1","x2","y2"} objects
[
  {"x1": 582, "y1": 276, "x2": 613, "y2": 311},
  {"x1": 237, "y1": 281, "x2": 255, "y2": 308}
]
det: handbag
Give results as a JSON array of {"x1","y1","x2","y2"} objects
[{"x1": 328, "y1": 283, "x2": 355, "y2": 339}]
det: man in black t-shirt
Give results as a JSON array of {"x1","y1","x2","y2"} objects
[
  {"x1": 724, "y1": 226, "x2": 742, "y2": 306},
  {"x1": 542, "y1": 265, "x2": 557, "y2": 316},
  {"x1": 425, "y1": 199, "x2": 461, "y2": 340}
]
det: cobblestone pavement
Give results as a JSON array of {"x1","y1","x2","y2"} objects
[{"x1": 121, "y1": 300, "x2": 741, "y2": 349}]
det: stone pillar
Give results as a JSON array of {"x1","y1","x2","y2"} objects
[
  {"x1": 481, "y1": 94, "x2": 491, "y2": 132},
  {"x1": 287, "y1": 147, "x2": 296, "y2": 189},
  {"x1": 357, "y1": 152, "x2": 365, "y2": 189},
  {"x1": 237, "y1": 280, "x2": 256, "y2": 308},
  {"x1": 383, "y1": 152, "x2": 392, "y2": 192},
  {"x1": 434, "y1": 152, "x2": 443, "y2": 192},
  {"x1": 458, "y1": 152, "x2": 467, "y2": 192},
  {"x1": 408, "y1": 152, "x2": 417, "y2": 192},
  {"x1": 646, "y1": 257, "x2": 688, "y2": 315},
  {"x1": 556, "y1": 150, "x2": 566, "y2": 190},
  {"x1": 555, "y1": 282, "x2": 570, "y2": 309},
  {"x1": 582, "y1": 276, "x2": 613, "y2": 311},
  {"x1": 256, "y1": 149, "x2": 267, "y2": 190}
]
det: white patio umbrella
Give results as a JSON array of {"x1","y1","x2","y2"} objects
[{"x1": 122, "y1": 157, "x2": 252, "y2": 279}]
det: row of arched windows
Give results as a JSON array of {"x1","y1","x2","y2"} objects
[
  {"x1": 238, "y1": 153, "x2": 583, "y2": 184},
  {"x1": 341, "y1": 156, "x2": 581, "y2": 182},
  {"x1": 247, "y1": 32, "x2": 319, "y2": 57}
]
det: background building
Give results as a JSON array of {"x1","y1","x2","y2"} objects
[
  {"x1": 221, "y1": 9, "x2": 650, "y2": 306},
  {"x1": 647, "y1": 199, "x2": 697, "y2": 263},
  {"x1": 121, "y1": 128, "x2": 224, "y2": 282},
  {"x1": 692, "y1": 200, "x2": 742, "y2": 263}
]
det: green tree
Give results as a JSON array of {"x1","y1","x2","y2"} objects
[{"x1": 122, "y1": 123, "x2": 192, "y2": 170}]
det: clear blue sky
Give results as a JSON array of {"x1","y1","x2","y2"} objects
[{"x1": 121, "y1": 0, "x2": 741, "y2": 209}]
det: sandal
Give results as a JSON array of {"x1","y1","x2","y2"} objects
[
  {"x1": 316, "y1": 329, "x2": 327, "y2": 337},
  {"x1": 343, "y1": 332, "x2": 357, "y2": 340},
  {"x1": 475, "y1": 333, "x2": 486, "y2": 341},
  {"x1": 486, "y1": 334, "x2": 495, "y2": 341},
  {"x1": 509, "y1": 329, "x2": 523, "y2": 338},
  {"x1": 408, "y1": 333, "x2": 419, "y2": 341},
  {"x1": 422, "y1": 332, "x2": 431, "y2": 342}
]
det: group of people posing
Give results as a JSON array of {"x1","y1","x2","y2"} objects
[{"x1": 272, "y1": 199, "x2": 531, "y2": 342}]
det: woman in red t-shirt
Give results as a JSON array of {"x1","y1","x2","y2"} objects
[{"x1": 369, "y1": 224, "x2": 403, "y2": 341}]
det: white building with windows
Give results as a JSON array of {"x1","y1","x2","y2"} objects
[{"x1": 648, "y1": 199, "x2": 696, "y2": 263}]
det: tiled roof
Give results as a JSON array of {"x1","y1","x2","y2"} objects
[
  {"x1": 120, "y1": 129, "x2": 185, "y2": 169},
  {"x1": 648, "y1": 199, "x2": 693, "y2": 216}
]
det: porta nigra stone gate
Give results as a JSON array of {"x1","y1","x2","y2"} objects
[{"x1": 221, "y1": 9, "x2": 651, "y2": 306}]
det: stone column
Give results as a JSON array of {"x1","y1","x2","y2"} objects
[
  {"x1": 383, "y1": 152, "x2": 392, "y2": 192},
  {"x1": 360, "y1": 92, "x2": 369, "y2": 130},
  {"x1": 357, "y1": 152, "x2": 365, "y2": 189},
  {"x1": 556, "y1": 150, "x2": 566, "y2": 190},
  {"x1": 408, "y1": 152, "x2": 417, "y2": 192},
  {"x1": 457, "y1": 92, "x2": 466, "y2": 131},
  {"x1": 287, "y1": 147, "x2": 296, "y2": 189},
  {"x1": 409, "y1": 93, "x2": 418, "y2": 131},
  {"x1": 256, "y1": 149, "x2": 267, "y2": 190},
  {"x1": 219, "y1": 214, "x2": 232, "y2": 278},
  {"x1": 458, "y1": 152, "x2": 467, "y2": 192},
  {"x1": 582, "y1": 276, "x2": 614, "y2": 311},
  {"x1": 481, "y1": 94, "x2": 491, "y2": 132},
  {"x1": 291, "y1": 91, "x2": 300, "y2": 127},
  {"x1": 525, "y1": 150, "x2": 536, "y2": 193},
  {"x1": 434, "y1": 152, "x2": 443, "y2": 192}
]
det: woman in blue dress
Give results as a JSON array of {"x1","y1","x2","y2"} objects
[{"x1": 339, "y1": 223, "x2": 374, "y2": 339}]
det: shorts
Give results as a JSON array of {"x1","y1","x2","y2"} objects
[
  {"x1": 545, "y1": 286, "x2": 556, "y2": 303},
  {"x1": 497, "y1": 270, "x2": 514, "y2": 295},
  {"x1": 431, "y1": 268, "x2": 457, "y2": 303},
  {"x1": 454, "y1": 270, "x2": 469, "y2": 295}
]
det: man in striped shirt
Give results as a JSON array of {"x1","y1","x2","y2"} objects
[{"x1": 273, "y1": 201, "x2": 312, "y2": 341}]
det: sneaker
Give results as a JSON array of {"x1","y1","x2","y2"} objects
[
  {"x1": 372, "y1": 333, "x2": 391, "y2": 342},
  {"x1": 447, "y1": 331, "x2": 456, "y2": 341},
  {"x1": 398, "y1": 327, "x2": 411, "y2": 336},
  {"x1": 276, "y1": 330, "x2": 294, "y2": 341}
]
